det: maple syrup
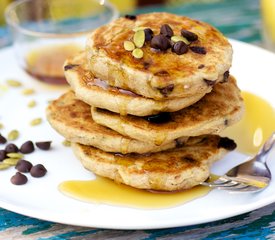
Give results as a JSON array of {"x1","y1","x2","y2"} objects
[
  {"x1": 59, "y1": 91, "x2": 275, "y2": 208},
  {"x1": 25, "y1": 44, "x2": 82, "y2": 85}
]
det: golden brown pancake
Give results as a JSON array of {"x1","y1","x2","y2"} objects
[
  {"x1": 86, "y1": 12, "x2": 232, "y2": 100},
  {"x1": 91, "y1": 76, "x2": 244, "y2": 145},
  {"x1": 46, "y1": 91, "x2": 188, "y2": 154},
  {"x1": 64, "y1": 52, "x2": 206, "y2": 116},
  {"x1": 72, "y1": 135, "x2": 234, "y2": 191}
]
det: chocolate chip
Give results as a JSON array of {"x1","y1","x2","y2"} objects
[
  {"x1": 198, "y1": 64, "x2": 205, "y2": 69},
  {"x1": 223, "y1": 71, "x2": 230, "y2": 82},
  {"x1": 224, "y1": 119, "x2": 229, "y2": 126},
  {"x1": 125, "y1": 14, "x2": 136, "y2": 20},
  {"x1": 64, "y1": 64, "x2": 79, "y2": 71},
  {"x1": 143, "y1": 61, "x2": 151, "y2": 69},
  {"x1": 30, "y1": 164, "x2": 47, "y2": 178},
  {"x1": 172, "y1": 41, "x2": 188, "y2": 55},
  {"x1": 144, "y1": 28, "x2": 154, "y2": 41},
  {"x1": 218, "y1": 137, "x2": 237, "y2": 151},
  {"x1": 145, "y1": 112, "x2": 171, "y2": 124},
  {"x1": 0, "y1": 150, "x2": 6, "y2": 161},
  {"x1": 10, "y1": 172, "x2": 28, "y2": 185},
  {"x1": 5, "y1": 143, "x2": 19, "y2": 153},
  {"x1": 15, "y1": 159, "x2": 33, "y2": 173},
  {"x1": 158, "y1": 84, "x2": 174, "y2": 96},
  {"x1": 190, "y1": 46, "x2": 207, "y2": 55},
  {"x1": 175, "y1": 139, "x2": 184, "y2": 148},
  {"x1": 204, "y1": 79, "x2": 216, "y2": 86},
  {"x1": 160, "y1": 24, "x2": 174, "y2": 38},
  {"x1": 20, "y1": 141, "x2": 35, "y2": 154},
  {"x1": 181, "y1": 30, "x2": 198, "y2": 42},
  {"x1": 35, "y1": 141, "x2": 52, "y2": 150},
  {"x1": 0, "y1": 134, "x2": 7, "y2": 144},
  {"x1": 150, "y1": 35, "x2": 171, "y2": 51},
  {"x1": 155, "y1": 70, "x2": 169, "y2": 76}
]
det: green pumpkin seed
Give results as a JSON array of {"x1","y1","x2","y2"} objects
[
  {"x1": 3, "y1": 158, "x2": 20, "y2": 166},
  {"x1": 133, "y1": 30, "x2": 145, "y2": 48},
  {"x1": 0, "y1": 163, "x2": 10, "y2": 170},
  {"x1": 6, "y1": 79, "x2": 22, "y2": 87},
  {"x1": 132, "y1": 48, "x2": 144, "y2": 59},
  {"x1": 8, "y1": 130, "x2": 19, "y2": 141},
  {"x1": 30, "y1": 118, "x2": 42, "y2": 126},
  {"x1": 123, "y1": 41, "x2": 135, "y2": 51},
  {"x1": 6, "y1": 153, "x2": 24, "y2": 159},
  {"x1": 171, "y1": 35, "x2": 190, "y2": 45},
  {"x1": 62, "y1": 140, "x2": 71, "y2": 147},
  {"x1": 28, "y1": 100, "x2": 37, "y2": 108},
  {"x1": 22, "y1": 88, "x2": 35, "y2": 95}
]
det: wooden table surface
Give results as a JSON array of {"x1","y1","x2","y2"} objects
[{"x1": 1, "y1": 0, "x2": 275, "y2": 239}]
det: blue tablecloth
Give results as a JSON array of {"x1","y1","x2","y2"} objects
[{"x1": 1, "y1": 0, "x2": 275, "y2": 239}]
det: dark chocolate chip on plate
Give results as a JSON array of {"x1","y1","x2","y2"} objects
[
  {"x1": 181, "y1": 30, "x2": 198, "y2": 42},
  {"x1": 190, "y1": 46, "x2": 207, "y2": 55},
  {"x1": 0, "y1": 134, "x2": 7, "y2": 144},
  {"x1": 20, "y1": 141, "x2": 35, "y2": 154},
  {"x1": 35, "y1": 141, "x2": 52, "y2": 150},
  {"x1": 0, "y1": 150, "x2": 6, "y2": 161},
  {"x1": 10, "y1": 172, "x2": 28, "y2": 185},
  {"x1": 30, "y1": 164, "x2": 47, "y2": 178},
  {"x1": 150, "y1": 35, "x2": 171, "y2": 51},
  {"x1": 172, "y1": 41, "x2": 188, "y2": 55},
  {"x1": 160, "y1": 24, "x2": 174, "y2": 38},
  {"x1": 5, "y1": 143, "x2": 19, "y2": 153},
  {"x1": 15, "y1": 159, "x2": 33, "y2": 173}
]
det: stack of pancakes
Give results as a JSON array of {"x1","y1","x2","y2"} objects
[{"x1": 47, "y1": 13, "x2": 244, "y2": 191}]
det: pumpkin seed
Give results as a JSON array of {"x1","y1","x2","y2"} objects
[
  {"x1": 171, "y1": 35, "x2": 190, "y2": 45},
  {"x1": 3, "y1": 158, "x2": 20, "y2": 166},
  {"x1": 123, "y1": 41, "x2": 135, "y2": 51},
  {"x1": 62, "y1": 140, "x2": 71, "y2": 147},
  {"x1": 133, "y1": 30, "x2": 145, "y2": 48},
  {"x1": 132, "y1": 48, "x2": 144, "y2": 59},
  {"x1": 6, "y1": 153, "x2": 24, "y2": 159},
  {"x1": 30, "y1": 118, "x2": 42, "y2": 126},
  {"x1": 8, "y1": 130, "x2": 19, "y2": 141},
  {"x1": 0, "y1": 163, "x2": 10, "y2": 170},
  {"x1": 6, "y1": 79, "x2": 22, "y2": 87},
  {"x1": 28, "y1": 100, "x2": 37, "y2": 108},
  {"x1": 22, "y1": 88, "x2": 35, "y2": 95}
]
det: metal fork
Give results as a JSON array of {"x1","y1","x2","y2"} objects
[{"x1": 201, "y1": 132, "x2": 275, "y2": 192}]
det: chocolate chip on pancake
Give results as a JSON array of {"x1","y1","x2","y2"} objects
[
  {"x1": 160, "y1": 24, "x2": 174, "y2": 38},
  {"x1": 150, "y1": 35, "x2": 171, "y2": 51},
  {"x1": 144, "y1": 28, "x2": 154, "y2": 41},
  {"x1": 125, "y1": 14, "x2": 136, "y2": 20},
  {"x1": 181, "y1": 30, "x2": 198, "y2": 42},
  {"x1": 190, "y1": 46, "x2": 207, "y2": 55},
  {"x1": 172, "y1": 41, "x2": 188, "y2": 55}
]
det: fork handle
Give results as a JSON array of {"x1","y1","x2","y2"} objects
[{"x1": 258, "y1": 132, "x2": 275, "y2": 161}]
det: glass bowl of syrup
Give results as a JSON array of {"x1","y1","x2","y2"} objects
[{"x1": 5, "y1": 0, "x2": 119, "y2": 85}]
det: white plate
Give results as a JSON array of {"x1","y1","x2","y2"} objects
[{"x1": 0, "y1": 39, "x2": 274, "y2": 230}]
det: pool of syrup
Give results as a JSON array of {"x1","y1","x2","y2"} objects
[
  {"x1": 25, "y1": 44, "x2": 82, "y2": 85},
  {"x1": 59, "y1": 92, "x2": 275, "y2": 208}
]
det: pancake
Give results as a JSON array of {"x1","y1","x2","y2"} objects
[
  {"x1": 46, "y1": 91, "x2": 188, "y2": 154},
  {"x1": 64, "y1": 52, "x2": 206, "y2": 116},
  {"x1": 86, "y1": 12, "x2": 232, "y2": 100},
  {"x1": 91, "y1": 76, "x2": 244, "y2": 145},
  {"x1": 71, "y1": 135, "x2": 235, "y2": 191}
]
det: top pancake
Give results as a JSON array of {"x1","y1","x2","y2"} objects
[{"x1": 86, "y1": 12, "x2": 232, "y2": 100}]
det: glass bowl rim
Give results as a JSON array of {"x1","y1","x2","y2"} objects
[{"x1": 4, "y1": 0, "x2": 119, "y2": 38}]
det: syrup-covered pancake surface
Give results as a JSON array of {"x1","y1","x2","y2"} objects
[
  {"x1": 72, "y1": 135, "x2": 235, "y2": 191},
  {"x1": 91, "y1": 76, "x2": 244, "y2": 145},
  {"x1": 86, "y1": 12, "x2": 232, "y2": 100},
  {"x1": 64, "y1": 53, "x2": 206, "y2": 116},
  {"x1": 46, "y1": 91, "x2": 188, "y2": 154}
]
